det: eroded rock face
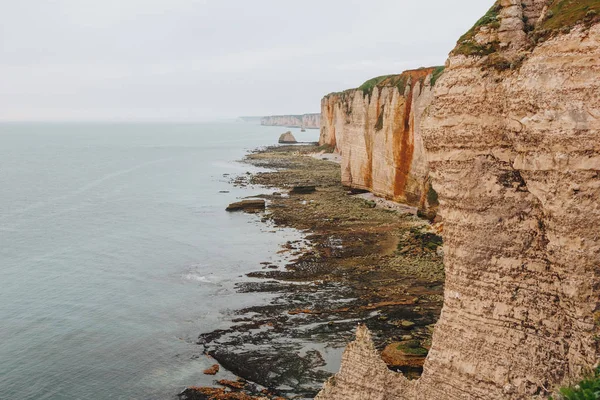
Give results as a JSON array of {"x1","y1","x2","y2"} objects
[
  {"x1": 317, "y1": 2, "x2": 600, "y2": 399},
  {"x1": 278, "y1": 131, "x2": 297, "y2": 144},
  {"x1": 319, "y1": 69, "x2": 439, "y2": 216},
  {"x1": 261, "y1": 114, "x2": 320, "y2": 129}
]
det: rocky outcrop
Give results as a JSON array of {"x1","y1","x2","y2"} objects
[
  {"x1": 319, "y1": 68, "x2": 443, "y2": 217},
  {"x1": 225, "y1": 199, "x2": 266, "y2": 212},
  {"x1": 261, "y1": 114, "x2": 320, "y2": 129},
  {"x1": 317, "y1": 1, "x2": 600, "y2": 399},
  {"x1": 278, "y1": 131, "x2": 297, "y2": 144}
]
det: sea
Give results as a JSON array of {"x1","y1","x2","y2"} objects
[{"x1": 0, "y1": 121, "x2": 319, "y2": 399}]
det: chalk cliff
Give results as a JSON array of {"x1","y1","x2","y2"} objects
[
  {"x1": 261, "y1": 114, "x2": 320, "y2": 129},
  {"x1": 319, "y1": 68, "x2": 443, "y2": 216},
  {"x1": 317, "y1": 1, "x2": 600, "y2": 399}
]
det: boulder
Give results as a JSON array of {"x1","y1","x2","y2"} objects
[
  {"x1": 278, "y1": 131, "x2": 297, "y2": 144},
  {"x1": 225, "y1": 199, "x2": 266, "y2": 212}
]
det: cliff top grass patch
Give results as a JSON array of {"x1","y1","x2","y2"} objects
[
  {"x1": 358, "y1": 74, "x2": 400, "y2": 96},
  {"x1": 540, "y1": 0, "x2": 600, "y2": 32},
  {"x1": 357, "y1": 68, "x2": 438, "y2": 98},
  {"x1": 453, "y1": 2, "x2": 501, "y2": 56},
  {"x1": 326, "y1": 68, "x2": 441, "y2": 100},
  {"x1": 324, "y1": 87, "x2": 358, "y2": 99},
  {"x1": 454, "y1": 0, "x2": 600, "y2": 57}
]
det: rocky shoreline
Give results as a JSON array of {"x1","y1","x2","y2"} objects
[{"x1": 181, "y1": 144, "x2": 445, "y2": 399}]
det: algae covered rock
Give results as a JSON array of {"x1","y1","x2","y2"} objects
[
  {"x1": 225, "y1": 199, "x2": 266, "y2": 212},
  {"x1": 381, "y1": 341, "x2": 427, "y2": 369}
]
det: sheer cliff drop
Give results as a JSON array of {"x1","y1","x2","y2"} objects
[
  {"x1": 317, "y1": 1, "x2": 600, "y2": 399},
  {"x1": 261, "y1": 113, "x2": 321, "y2": 129},
  {"x1": 319, "y1": 68, "x2": 442, "y2": 217}
]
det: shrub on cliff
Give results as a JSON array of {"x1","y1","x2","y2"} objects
[
  {"x1": 540, "y1": 0, "x2": 600, "y2": 32},
  {"x1": 551, "y1": 367, "x2": 600, "y2": 400},
  {"x1": 453, "y1": 3, "x2": 501, "y2": 56}
]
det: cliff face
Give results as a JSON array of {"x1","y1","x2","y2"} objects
[
  {"x1": 261, "y1": 113, "x2": 320, "y2": 129},
  {"x1": 317, "y1": 1, "x2": 600, "y2": 399},
  {"x1": 320, "y1": 69, "x2": 442, "y2": 216}
]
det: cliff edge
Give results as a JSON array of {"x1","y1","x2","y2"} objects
[
  {"x1": 320, "y1": 68, "x2": 444, "y2": 217},
  {"x1": 261, "y1": 114, "x2": 320, "y2": 129},
  {"x1": 317, "y1": 1, "x2": 600, "y2": 398}
]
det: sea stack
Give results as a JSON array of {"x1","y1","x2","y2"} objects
[{"x1": 278, "y1": 131, "x2": 297, "y2": 144}]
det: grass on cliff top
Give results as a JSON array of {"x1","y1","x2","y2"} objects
[
  {"x1": 453, "y1": 0, "x2": 600, "y2": 57},
  {"x1": 550, "y1": 367, "x2": 600, "y2": 400},
  {"x1": 358, "y1": 74, "x2": 403, "y2": 97},
  {"x1": 453, "y1": 2, "x2": 502, "y2": 56},
  {"x1": 325, "y1": 67, "x2": 444, "y2": 100},
  {"x1": 357, "y1": 68, "x2": 442, "y2": 97},
  {"x1": 540, "y1": 0, "x2": 600, "y2": 32}
]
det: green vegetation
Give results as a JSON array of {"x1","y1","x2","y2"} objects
[
  {"x1": 453, "y1": 0, "x2": 600, "y2": 58},
  {"x1": 550, "y1": 367, "x2": 600, "y2": 400},
  {"x1": 454, "y1": 41, "x2": 499, "y2": 57},
  {"x1": 472, "y1": 3, "x2": 502, "y2": 30},
  {"x1": 482, "y1": 53, "x2": 513, "y2": 71},
  {"x1": 427, "y1": 185, "x2": 439, "y2": 205},
  {"x1": 334, "y1": 68, "x2": 438, "y2": 101},
  {"x1": 396, "y1": 341, "x2": 428, "y2": 356},
  {"x1": 540, "y1": 0, "x2": 600, "y2": 32},
  {"x1": 453, "y1": 3, "x2": 502, "y2": 56},
  {"x1": 429, "y1": 66, "x2": 445, "y2": 86},
  {"x1": 361, "y1": 199, "x2": 377, "y2": 208},
  {"x1": 357, "y1": 73, "x2": 416, "y2": 97},
  {"x1": 398, "y1": 226, "x2": 443, "y2": 252},
  {"x1": 358, "y1": 75, "x2": 397, "y2": 96}
]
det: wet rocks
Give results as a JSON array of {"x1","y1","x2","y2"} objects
[
  {"x1": 179, "y1": 385, "x2": 284, "y2": 400},
  {"x1": 278, "y1": 131, "x2": 297, "y2": 144},
  {"x1": 198, "y1": 144, "x2": 445, "y2": 398},
  {"x1": 289, "y1": 184, "x2": 316, "y2": 194},
  {"x1": 225, "y1": 199, "x2": 266, "y2": 212},
  {"x1": 216, "y1": 379, "x2": 246, "y2": 390}
]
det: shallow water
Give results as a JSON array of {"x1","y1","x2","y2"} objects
[{"x1": 0, "y1": 121, "x2": 319, "y2": 399}]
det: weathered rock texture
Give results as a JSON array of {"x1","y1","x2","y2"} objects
[
  {"x1": 319, "y1": 69, "x2": 442, "y2": 216},
  {"x1": 261, "y1": 114, "x2": 320, "y2": 129},
  {"x1": 317, "y1": 1, "x2": 600, "y2": 399},
  {"x1": 278, "y1": 131, "x2": 297, "y2": 144}
]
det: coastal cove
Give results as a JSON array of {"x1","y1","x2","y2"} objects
[{"x1": 0, "y1": 122, "x2": 318, "y2": 400}]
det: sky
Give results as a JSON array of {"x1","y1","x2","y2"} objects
[{"x1": 0, "y1": 0, "x2": 493, "y2": 122}]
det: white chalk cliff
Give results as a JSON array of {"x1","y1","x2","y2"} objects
[{"x1": 317, "y1": 1, "x2": 600, "y2": 398}]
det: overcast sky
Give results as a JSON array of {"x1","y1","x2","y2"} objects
[{"x1": 0, "y1": 0, "x2": 493, "y2": 122}]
